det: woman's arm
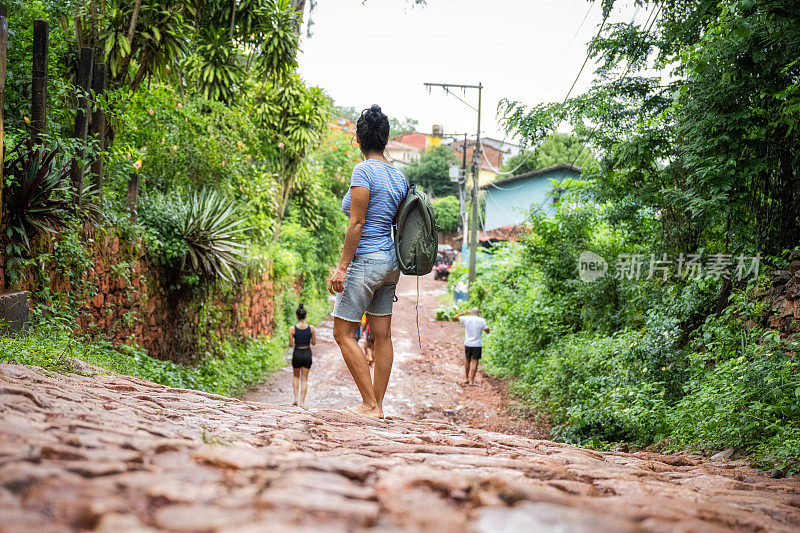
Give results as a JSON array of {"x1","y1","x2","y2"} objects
[
  {"x1": 288, "y1": 326, "x2": 294, "y2": 348},
  {"x1": 329, "y1": 186, "x2": 369, "y2": 294},
  {"x1": 311, "y1": 326, "x2": 317, "y2": 345}
]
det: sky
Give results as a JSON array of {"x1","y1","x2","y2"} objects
[{"x1": 298, "y1": 0, "x2": 645, "y2": 144}]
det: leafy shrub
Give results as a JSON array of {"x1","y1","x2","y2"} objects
[
  {"x1": 470, "y1": 194, "x2": 800, "y2": 473},
  {"x1": 435, "y1": 301, "x2": 470, "y2": 321},
  {"x1": 3, "y1": 142, "x2": 69, "y2": 251},
  {"x1": 180, "y1": 188, "x2": 249, "y2": 281},
  {"x1": 140, "y1": 189, "x2": 248, "y2": 285},
  {"x1": 432, "y1": 195, "x2": 460, "y2": 233}
]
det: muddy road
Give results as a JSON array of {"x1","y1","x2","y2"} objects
[{"x1": 244, "y1": 273, "x2": 547, "y2": 437}]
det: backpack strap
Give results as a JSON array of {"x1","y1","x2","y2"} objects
[{"x1": 394, "y1": 184, "x2": 416, "y2": 273}]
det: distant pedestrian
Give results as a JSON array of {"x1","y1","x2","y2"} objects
[
  {"x1": 288, "y1": 303, "x2": 316, "y2": 408},
  {"x1": 363, "y1": 315, "x2": 375, "y2": 371},
  {"x1": 453, "y1": 307, "x2": 490, "y2": 386}
]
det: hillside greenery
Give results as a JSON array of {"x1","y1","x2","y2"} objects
[
  {"x1": 453, "y1": 0, "x2": 800, "y2": 474},
  {"x1": 0, "y1": 0, "x2": 354, "y2": 392}
]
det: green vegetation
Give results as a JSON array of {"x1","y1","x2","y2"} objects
[
  {"x1": 432, "y1": 195, "x2": 460, "y2": 233},
  {"x1": 403, "y1": 145, "x2": 459, "y2": 198},
  {"x1": 0, "y1": 0, "x2": 345, "y2": 391},
  {"x1": 447, "y1": 0, "x2": 800, "y2": 473},
  {"x1": 451, "y1": 191, "x2": 800, "y2": 474},
  {"x1": 0, "y1": 328, "x2": 286, "y2": 397}
]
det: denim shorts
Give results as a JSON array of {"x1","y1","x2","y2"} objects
[{"x1": 332, "y1": 249, "x2": 401, "y2": 323}]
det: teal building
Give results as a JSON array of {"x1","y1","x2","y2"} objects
[{"x1": 480, "y1": 164, "x2": 581, "y2": 230}]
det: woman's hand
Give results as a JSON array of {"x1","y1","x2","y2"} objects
[{"x1": 328, "y1": 266, "x2": 347, "y2": 294}]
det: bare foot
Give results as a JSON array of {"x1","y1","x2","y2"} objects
[
  {"x1": 299, "y1": 403, "x2": 305, "y2": 409},
  {"x1": 347, "y1": 403, "x2": 383, "y2": 418}
]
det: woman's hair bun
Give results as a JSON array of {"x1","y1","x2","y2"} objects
[
  {"x1": 299, "y1": 303, "x2": 304, "y2": 309},
  {"x1": 356, "y1": 104, "x2": 390, "y2": 154}
]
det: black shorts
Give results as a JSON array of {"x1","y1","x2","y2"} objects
[
  {"x1": 292, "y1": 347, "x2": 312, "y2": 368},
  {"x1": 465, "y1": 346, "x2": 482, "y2": 360}
]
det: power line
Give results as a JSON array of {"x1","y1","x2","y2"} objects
[
  {"x1": 561, "y1": 8, "x2": 611, "y2": 106},
  {"x1": 554, "y1": 1, "x2": 597, "y2": 77},
  {"x1": 555, "y1": 0, "x2": 665, "y2": 186},
  {"x1": 482, "y1": 6, "x2": 612, "y2": 184}
]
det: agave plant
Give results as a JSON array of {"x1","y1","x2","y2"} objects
[
  {"x1": 3, "y1": 142, "x2": 70, "y2": 251},
  {"x1": 178, "y1": 188, "x2": 249, "y2": 282}
]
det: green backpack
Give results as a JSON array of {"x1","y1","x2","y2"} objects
[{"x1": 394, "y1": 184, "x2": 440, "y2": 276}]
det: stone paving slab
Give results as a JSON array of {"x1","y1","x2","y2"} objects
[{"x1": 1, "y1": 363, "x2": 799, "y2": 532}]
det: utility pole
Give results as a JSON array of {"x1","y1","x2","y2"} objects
[
  {"x1": 423, "y1": 81, "x2": 483, "y2": 294},
  {"x1": 469, "y1": 85, "x2": 482, "y2": 291}
]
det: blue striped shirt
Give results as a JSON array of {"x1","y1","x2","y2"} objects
[{"x1": 342, "y1": 159, "x2": 408, "y2": 254}]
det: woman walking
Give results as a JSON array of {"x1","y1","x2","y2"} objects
[
  {"x1": 288, "y1": 303, "x2": 316, "y2": 408},
  {"x1": 328, "y1": 105, "x2": 407, "y2": 418}
]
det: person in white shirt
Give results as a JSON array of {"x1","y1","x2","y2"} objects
[{"x1": 453, "y1": 307, "x2": 490, "y2": 386}]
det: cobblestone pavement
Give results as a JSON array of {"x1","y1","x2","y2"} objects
[{"x1": 2, "y1": 363, "x2": 800, "y2": 532}]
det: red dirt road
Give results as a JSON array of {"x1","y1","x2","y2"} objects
[{"x1": 245, "y1": 273, "x2": 547, "y2": 437}]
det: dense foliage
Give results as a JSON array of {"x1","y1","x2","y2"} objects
[
  {"x1": 432, "y1": 195, "x2": 460, "y2": 233},
  {"x1": 1, "y1": 0, "x2": 344, "y2": 387},
  {"x1": 453, "y1": 198, "x2": 799, "y2": 473},
  {"x1": 500, "y1": 133, "x2": 597, "y2": 176},
  {"x1": 455, "y1": 0, "x2": 800, "y2": 473},
  {"x1": 500, "y1": 0, "x2": 800, "y2": 256},
  {"x1": 403, "y1": 145, "x2": 458, "y2": 198}
]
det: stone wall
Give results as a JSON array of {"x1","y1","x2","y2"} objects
[
  {"x1": 766, "y1": 249, "x2": 800, "y2": 338},
  {"x1": 0, "y1": 230, "x2": 278, "y2": 363}
]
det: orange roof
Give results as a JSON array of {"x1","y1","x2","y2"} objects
[{"x1": 393, "y1": 132, "x2": 428, "y2": 150}]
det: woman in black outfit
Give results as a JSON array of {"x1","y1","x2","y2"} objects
[{"x1": 288, "y1": 303, "x2": 316, "y2": 408}]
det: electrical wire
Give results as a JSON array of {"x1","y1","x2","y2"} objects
[
  {"x1": 480, "y1": 4, "x2": 615, "y2": 184},
  {"x1": 554, "y1": 1, "x2": 597, "y2": 76},
  {"x1": 551, "y1": 0, "x2": 665, "y2": 187}
]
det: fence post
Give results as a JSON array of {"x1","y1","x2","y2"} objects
[
  {"x1": 127, "y1": 173, "x2": 139, "y2": 223},
  {"x1": 69, "y1": 47, "x2": 94, "y2": 204},
  {"x1": 89, "y1": 62, "x2": 107, "y2": 199},
  {"x1": 31, "y1": 19, "x2": 48, "y2": 144},
  {"x1": 0, "y1": 4, "x2": 7, "y2": 236}
]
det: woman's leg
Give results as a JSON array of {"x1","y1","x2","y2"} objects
[
  {"x1": 365, "y1": 313, "x2": 392, "y2": 417},
  {"x1": 292, "y1": 367, "x2": 300, "y2": 405},
  {"x1": 299, "y1": 367, "x2": 310, "y2": 408},
  {"x1": 332, "y1": 317, "x2": 379, "y2": 415}
]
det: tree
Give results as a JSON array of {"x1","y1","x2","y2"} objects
[
  {"x1": 311, "y1": 129, "x2": 362, "y2": 198},
  {"x1": 403, "y1": 145, "x2": 457, "y2": 198},
  {"x1": 500, "y1": 134, "x2": 596, "y2": 176},
  {"x1": 389, "y1": 116, "x2": 418, "y2": 136},
  {"x1": 251, "y1": 73, "x2": 331, "y2": 240},
  {"x1": 432, "y1": 195, "x2": 460, "y2": 233},
  {"x1": 499, "y1": 0, "x2": 800, "y2": 256}
]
